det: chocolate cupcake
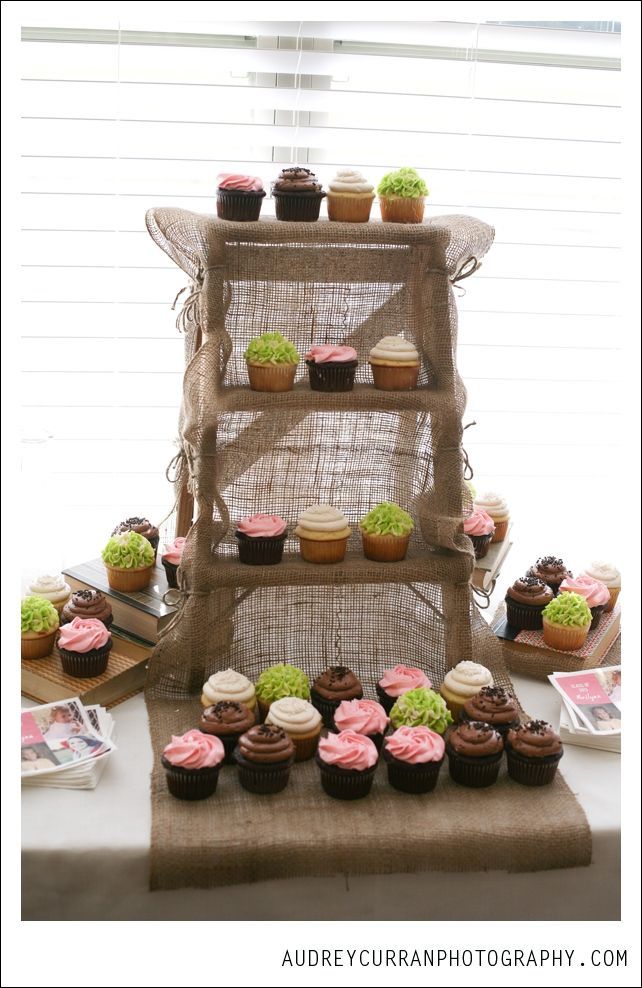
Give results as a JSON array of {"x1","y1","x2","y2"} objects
[
  {"x1": 200, "y1": 700, "x2": 256, "y2": 763},
  {"x1": 310, "y1": 665, "x2": 363, "y2": 728},
  {"x1": 505, "y1": 576, "x2": 554, "y2": 630},
  {"x1": 331, "y1": 698, "x2": 389, "y2": 752},
  {"x1": 446, "y1": 721, "x2": 504, "y2": 788},
  {"x1": 559, "y1": 575, "x2": 610, "y2": 631},
  {"x1": 376, "y1": 664, "x2": 432, "y2": 714},
  {"x1": 60, "y1": 589, "x2": 113, "y2": 629},
  {"x1": 216, "y1": 173, "x2": 265, "y2": 221},
  {"x1": 271, "y1": 166, "x2": 326, "y2": 221},
  {"x1": 161, "y1": 536, "x2": 185, "y2": 589},
  {"x1": 111, "y1": 516, "x2": 159, "y2": 559},
  {"x1": 315, "y1": 730, "x2": 379, "y2": 800},
  {"x1": 304, "y1": 345, "x2": 358, "y2": 393},
  {"x1": 162, "y1": 730, "x2": 225, "y2": 800},
  {"x1": 56, "y1": 617, "x2": 112, "y2": 678},
  {"x1": 234, "y1": 513, "x2": 287, "y2": 565},
  {"x1": 383, "y1": 726, "x2": 445, "y2": 794},
  {"x1": 505, "y1": 720, "x2": 563, "y2": 787},
  {"x1": 527, "y1": 556, "x2": 572, "y2": 596},
  {"x1": 463, "y1": 507, "x2": 495, "y2": 559},
  {"x1": 233, "y1": 724, "x2": 295, "y2": 794},
  {"x1": 460, "y1": 686, "x2": 521, "y2": 739}
]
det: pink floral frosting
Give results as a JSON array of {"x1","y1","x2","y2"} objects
[
  {"x1": 163, "y1": 729, "x2": 224, "y2": 769},
  {"x1": 463, "y1": 507, "x2": 495, "y2": 537},
  {"x1": 162, "y1": 536, "x2": 186, "y2": 565},
  {"x1": 57, "y1": 617, "x2": 110, "y2": 653},
  {"x1": 236, "y1": 513, "x2": 287, "y2": 537},
  {"x1": 378, "y1": 664, "x2": 431, "y2": 697},
  {"x1": 304, "y1": 345, "x2": 358, "y2": 363},
  {"x1": 559, "y1": 575, "x2": 609, "y2": 608},
  {"x1": 317, "y1": 729, "x2": 378, "y2": 770},
  {"x1": 216, "y1": 173, "x2": 264, "y2": 193},
  {"x1": 385, "y1": 726, "x2": 445, "y2": 764},
  {"x1": 333, "y1": 699, "x2": 389, "y2": 735}
]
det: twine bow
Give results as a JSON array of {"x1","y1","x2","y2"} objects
[
  {"x1": 451, "y1": 256, "x2": 480, "y2": 297},
  {"x1": 171, "y1": 280, "x2": 202, "y2": 335}
]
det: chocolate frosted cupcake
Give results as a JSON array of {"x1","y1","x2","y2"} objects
[
  {"x1": 61, "y1": 589, "x2": 113, "y2": 629},
  {"x1": 315, "y1": 730, "x2": 379, "y2": 800},
  {"x1": 111, "y1": 516, "x2": 159, "y2": 559},
  {"x1": 527, "y1": 556, "x2": 571, "y2": 596},
  {"x1": 271, "y1": 166, "x2": 326, "y2": 221},
  {"x1": 461, "y1": 686, "x2": 520, "y2": 739},
  {"x1": 162, "y1": 730, "x2": 225, "y2": 800},
  {"x1": 200, "y1": 700, "x2": 256, "y2": 763},
  {"x1": 383, "y1": 726, "x2": 445, "y2": 794},
  {"x1": 505, "y1": 576, "x2": 554, "y2": 630},
  {"x1": 233, "y1": 724, "x2": 295, "y2": 794},
  {"x1": 505, "y1": 720, "x2": 563, "y2": 787},
  {"x1": 311, "y1": 665, "x2": 363, "y2": 728},
  {"x1": 446, "y1": 721, "x2": 504, "y2": 788}
]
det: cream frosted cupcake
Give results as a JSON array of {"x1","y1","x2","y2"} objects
[
  {"x1": 200, "y1": 668, "x2": 256, "y2": 711},
  {"x1": 440, "y1": 661, "x2": 493, "y2": 720},
  {"x1": 582, "y1": 561, "x2": 621, "y2": 612},
  {"x1": 368, "y1": 336, "x2": 420, "y2": 391},
  {"x1": 265, "y1": 697, "x2": 322, "y2": 761},
  {"x1": 295, "y1": 504, "x2": 351, "y2": 563},
  {"x1": 28, "y1": 573, "x2": 71, "y2": 614},
  {"x1": 473, "y1": 492, "x2": 510, "y2": 544},
  {"x1": 326, "y1": 168, "x2": 375, "y2": 223}
]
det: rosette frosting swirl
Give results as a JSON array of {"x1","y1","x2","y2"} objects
[
  {"x1": 304, "y1": 345, "x2": 358, "y2": 363},
  {"x1": 28, "y1": 573, "x2": 71, "y2": 604},
  {"x1": 312, "y1": 666, "x2": 363, "y2": 702},
  {"x1": 57, "y1": 617, "x2": 110, "y2": 653},
  {"x1": 162, "y1": 536, "x2": 186, "y2": 566},
  {"x1": 385, "y1": 726, "x2": 445, "y2": 764},
  {"x1": 201, "y1": 668, "x2": 255, "y2": 706},
  {"x1": 328, "y1": 168, "x2": 374, "y2": 194},
  {"x1": 236, "y1": 514, "x2": 287, "y2": 538},
  {"x1": 474, "y1": 491, "x2": 509, "y2": 519},
  {"x1": 507, "y1": 720, "x2": 562, "y2": 759},
  {"x1": 296, "y1": 504, "x2": 351, "y2": 535},
  {"x1": 163, "y1": 729, "x2": 225, "y2": 769},
  {"x1": 237, "y1": 724, "x2": 295, "y2": 763},
  {"x1": 266, "y1": 697, "x2": 322, "y2": 735},
  {"x1": 378, "y1": 664, "x2": 431, "y2": 697},
  {"x1": 216, "y1": 173, "x2": 264, "y2": 193},
  {"x1": 447, "y1": 721, "x2": 504, "y2": 757},
  {"x1": 559, "y1": 575, "x2": 609, "y2": 608},
  {"x1": 369, "y1": 336, "x2": 419, "y2": 364},
  {"x1": 317, "y1": 730, "x2": 378, "y2": 770},
  {"x1": 583, "y1": 560, "x2": 620, "y2": 588},
  {"x1": 463, "y1": 507, "x2": 495, "y2": 537},
  {"x1": 333, "y1": 698, "x2": 389, "y2": 735},
  {"x1": 442, "y1": 661, "x2": 493, "y2": 700}
]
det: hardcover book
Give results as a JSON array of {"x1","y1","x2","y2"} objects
[{"x1": 472, "y1": 532, "x2": 513, "y2": 591}]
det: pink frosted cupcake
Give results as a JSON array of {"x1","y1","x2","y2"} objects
[
  {"x1": 383, "y1": 726, "x2": 445, "y2": 793},
  {"x1": 315, "y1": 730, "x2": 379, "y2": 800},
  {"x1": 559, "y1": 575, "x2": 610, "y2": 631},
  {"x1": 305, "y1": 345, "x2": 358, "y2": 392},
  {"x1": 56, "y1": 617, "x2": 112, "y2": 678},
  {"x1": 161, "y1": 536, "x2": 186, "y2": 589},
  {"x1": 161, "y1": 729, "x2": 225, "y2": 800},
  {"x1": 376, "y1": 664, "x2": 432, "y2": 713},
  {"x1": 582, "y1": 561, "x2": 621, "y2": 612},
  {"x1": 216, "y1": 173, "x2": 265, "y2": 221},
  {"x1": 234, "y1": 513, "x2": 287, "y2": 565},
  {"x1": 463, "y1": 507, "x2": 495, "y2": 559},
  {"x1": 332, "y1": 698, "x2": 389, "y2": 751}
]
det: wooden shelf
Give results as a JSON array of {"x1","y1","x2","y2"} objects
[{"x1": 204, "y1": 382, "x2": 452, "y2": 415}]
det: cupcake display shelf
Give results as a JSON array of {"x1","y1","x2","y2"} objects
[{"x1": 201, "y1": 381, "x2": 449, "y2": 414}]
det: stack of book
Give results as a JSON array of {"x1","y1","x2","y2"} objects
[{"x1": 472, "y1": 529, "x2": 513, "y2": 593}]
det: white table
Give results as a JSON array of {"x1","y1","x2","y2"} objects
[{"x1": 21, "y1": 672, "x2": 620, "y2": 921}]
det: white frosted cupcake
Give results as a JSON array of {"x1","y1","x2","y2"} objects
[
  {"x1": 440, "y1": 661, "x2": 493, "y2": 719},
  {"x1": 368, "y1": 335, "x2": 420, "y2": 391},
  {"x1": 326, "y1": 168, "x2": 375, "y2": 222},
  {"x1": 200, "y1": 668, "x2": 256, "y2": 711},
  {"x1": 266, "y1": 697, "x2": 322, "y2": 761},
  {"x1": 27, "y1": 573, "x2": 72, "y2": 614},
  {"x1": 582, "y1": 561, "x2": 621, "y2": 612},
  {"x1": 295, "y1": 504, "x2": 352, "y2": 563},
  {"x1": 473, "y1": 491, "x2": 510, "y2": 543}
]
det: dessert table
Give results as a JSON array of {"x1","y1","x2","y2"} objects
[{"x1": 21, "y1": 671, "x2": 620, "y2": 921}]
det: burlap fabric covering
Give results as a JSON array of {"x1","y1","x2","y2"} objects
[{"x1": 144, "y1": 210, "x2": 591, "y2": 890}]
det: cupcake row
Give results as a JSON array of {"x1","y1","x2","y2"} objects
[
  {"x1": 243, "y1": 332, "x2": 421, "y2": 393},
  {"x1": 217, "y1": 167, "x2": 429, "y2": 224},
  {"x1": 505, "y1": 557, "x2": 621, "y2": 651}
]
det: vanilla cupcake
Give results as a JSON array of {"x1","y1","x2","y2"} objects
[
  {"x1": 368, "y1": 336, "x2": 420, "y2": 391},
  {"x1": 28, "y1": 573, "x2": 71, "y2": 614},
  {"x1": 440, "y1": 661, "x2": 493, "y2": 720},
  {"x1": 266, "y1": 697, "x2": 322, "y2": 761},
  {"x1": 326, "y1": 168, "x2": 375, "y2": 223},
  {"x1": 473, "y1": 491, "x2": 510, "y2": 543},
  {"x1": 200, "y1": 668, "x2": 256, "y2": 711},
  {"x1": 295, "y1": 504, "x2": 351, "y2": 563},
  {"x1": 582, "y1": 561, "x2": 621, "y2": 612}
]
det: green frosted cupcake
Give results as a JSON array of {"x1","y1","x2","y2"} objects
[
  {"x1": 101, "y1": 530, "x2": 155, "y2": 592},
  {"x1": 21, "y1": 595, "x2": 60, "y2": 660},
  {"x1": 542, "y1": 592, "x2": 592, "y2": 652},
  {"x1": 389, "y1": 687, "x2": 453, "y2": 734},
  {"x1": 360, "y1": 502, "x2": 414, "y2": 562},
  {"x1": 377, "y1": 167, "x2": 428, "y2": 224},
  {"x1": 243, "y1": 331, "x2": 300, "y2": 392},
  {"x1": 255, "y1": 663, "x2": 310, "y2": 720}
]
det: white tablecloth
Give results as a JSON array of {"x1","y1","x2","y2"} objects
[{"x1": 21, "y1": 672, "x2": 620, "y2": 921}]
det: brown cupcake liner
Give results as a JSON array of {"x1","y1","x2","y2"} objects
[
  {"x1": 216, "y1": 189, "x2": 265, "y2": 222},
  {"x1": 469, "y1": 532, "x2": 493, "y2": 559},
  {"x1": 604, "y1": 587, "x2": 620, "y2": 612},
  {"x1": 289, "y1": 730, "x2": 321, "y2": 762},
  {"x1": 446, "y1": 747, "x2": 503, "y2": 788},
  {"x1": 505, "y1": 596, "x2": 547, "y2": 631},
  {"x1": 505, "y1": 746, "x2": 563, "y2": 787},
  {"x1": 369, "y1": 362, "x2": 420, "y2": 391},
  {"x1": 161, "y1": 756, "x2": 220, "y2": 800},
  {"x1": 306, "y1": 359, "x2": 358, "y2": 392},
  {"x1": 161, "y1": 559, "x2": 180, "y2": 589},
  {"x1": 256, "y1": 697, "x2": 272, "y2": 722},
  {"x1": 246, "y1": 362, "x2": 297, "y2": 392},
  {"x1": 298, "y1": 535, "x2": 349, "y2": 564},
  {"x1": 315, "y1": 754, "x2": 377, "y2": 800},
  {"x1": 310, "y1": 690, "x2": 342, "y2": 729},
  {"x1": 490, "y1": 518, "x2": 509, "y2": 543},
  {"x1": 326, "y1": 193, "x2": 374, "y2": 223},
  {"x1": 234, "y1": 749, "x2": 294, "y2": 794},
  {"x1": 542, "y1": 617, "x2": 590, "y2": 652},
  {"x1": 589, "y1": 604, "x2": 606, "y2": 631},
  {"x1": 383, "y1": 749, "x2": 444, "y2": 793},
  {"x1": 273, "y1": 191, "x2": 325, "y2": 222},
  {"x1": 21, "y1": 630, "x2": 58, "y2": 660},
  {"x1": 235, "y1": 530, "x2": 287, "y2": 565},
  {"x1": 379, "y1": 196, "x2": 425, "y2": 224},
  {"x1": 58, "y1": 639, "x2": 112, "y2": 678},
  {"x1": 104, "y1": 563, "x2": 154, "y2": 592},
  {"x1": 360, "y1": 530, "x2": 410, "y2": 562},
  {"x1": 375, "y1": 683, "x2": 398, "y2": 714}
]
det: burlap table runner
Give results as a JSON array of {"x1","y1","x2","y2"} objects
[{"x1": 144, "y1": 211, "x2": 591, "y2": 889}]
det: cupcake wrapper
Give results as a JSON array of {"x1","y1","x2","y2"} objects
[
  {"x1": 589, "y1": 604, "x2": 606, "y2": 631},
  {"x1": 370, "y1": 363, "x2": 420, "y2": 391},
  {"x1": 105, "y1": 564, "x2": 154, "y2": 592},
  {"x1": 161, "y1": 757, "x2": 220, "y2": 800},
  {"x1": 439, "y1": 689, "x2": 468, "y2": 723},
  {"x1": 290, "y1": 730, "x2": 321, "y2": 762},
  {"x1": 542, "y1": 617, "x2": 590, "y2": 652},
  {"x1": 505, "y1": 597, "x2": 547, "y2": 631},
  {"x1": 361, "y1": 530, "x2": 410, "y2": 562},
  {"x1": 315, "y1": 754, "x2": 377, "y2": 800},
  {"x1": 246, "y1": 362, "x2": 297, "y2": 393},
  {"x1": 326, "y1": 193, "x2": 374, "y2": 223},
  {"x1": 306, "y1": 359, "x2": 358, "y2": 392},
  {"x1": 58, "y1": 640, "x2": 112, "y2": 678},
  {"x1": 490, "y1": 518, "x2": 509, "y2": 543},
  {"x1": 379, "y1": 196, "x2": 425, "y2": 224},
  {"x1": 374, "y1": 683, "x2": 398, "y2": 714},
  {"x1": 235, "y1": 530, "x2": 287, "y2": 565},
  {"x1": 383, "y1": 750, "x2": 444, "y2": 793},
  {"x1": 459, "y1": 711, "x2": 521, "y2": 740},
  {"x1": 604, "y1": 587, "x2": 620, "y2": 612},
  {"x1": 446, "y1": 748, "x2": 503, "y2": 788},
  {"x1": 506, "y1": 747, "x2": 563, "y2": 787},
  {"x1": 216, "y1": 189, "x2": 265, "y2": 222},
  {"x1": 310, "y1": 690, "x2": 342, "y2": 729},
  {"x1": 298, "y1": 535, "x2": 349, "y2": 564},
  {"x1": 469, "y1": 532, "x2": 493, "y2": 559},
  {"x1": 21, "y1": 631, "x2": 58, "y2": 660},
  {"x1": 273, "y1": 192, "x2": 325, "y2": 222},
  {"x1": 162, "y1": 559, "x2": 180, "y2": 589},
  {"x1": 234, "y1": 750, "x2": 294, "y2": 794}
]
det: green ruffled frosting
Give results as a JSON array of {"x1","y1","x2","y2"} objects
[
  {"x1": 377, "y1": 167, "x2": 429, "y2": 199},
  {"x1": 543, "y1": 592, "x2": 591, "y2": 628},
  {"x1": 244, "y1": 332, "x2": 300, "y2": 365},
  {"x1": 390, "y1": 687, "x2": 453, "y2": 733},
  {"x1": 21, "y1": 595, "x2": 59, "y2": 634},
  {"x1": 360, "y1": 502, "x2": 414, "y2": 537},
  {"x1": 102, "y1": 531, "x2": 154, "y2": 569},
  {"x1": 255, "y1": 663, "x2": 310, "y2": 702}
]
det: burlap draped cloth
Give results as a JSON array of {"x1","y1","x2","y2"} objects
[{"x1": 144, "y1": 209, "x2": 590, "y2": 890}]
